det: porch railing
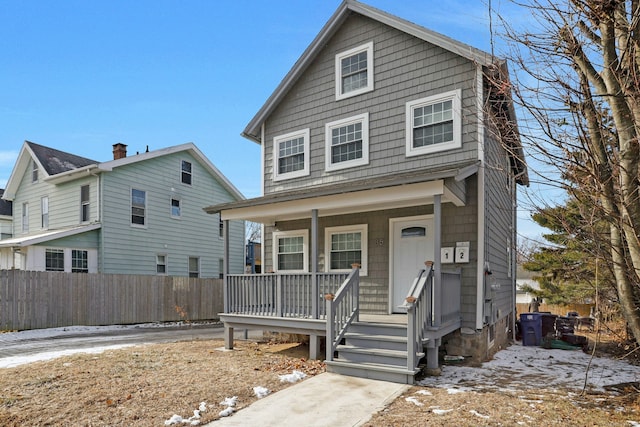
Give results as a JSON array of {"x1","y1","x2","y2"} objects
[
  {"x1": 225, "y1": 272, "x2": 349, "y2": 319},
  {"x1": 325, "y1": 267, "x2": 360, "y2": 362},
  {"x1": 406, "y1": 263, "x2": 461, "y2": 371}
]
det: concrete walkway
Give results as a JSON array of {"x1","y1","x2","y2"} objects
[{"x1": 207, "y1": 372, "x2": 408, "y2": 427}]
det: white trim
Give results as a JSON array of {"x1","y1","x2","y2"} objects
[
  {"x1": 325, "y1": 113, "x2": 369, "y2": 172},
  {"x1": 405, "y1": 89, "x2": 462, "y2": 157},
  {"x1": 272, "y1": 229, "x2": 309, "y2": 273},
  {"x1": 0, "y1": 223, "x2": 102, "y2": 248},
  {"x1": 273, "y1": 128, "x2": 310, "y2": 181},
  {"x1": 476, "y1": 65, "x2": 486, "y2": 330},
  {"x1": 41, "y1": 196, "x2": 49, "y2": 230},
  {"x1": 335, "y1": 41, "x2": 374, "y2": 100},
  {"x1": 130, "y1": 187, "x2": 147, "y2": 228},
  {"x1": 324, "y1": 224, "x2": 368, "y2": 276}
]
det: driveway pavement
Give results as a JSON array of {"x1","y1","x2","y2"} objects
[{"x1": 0, "y1": 322, "x2": 261, "y2": 367}]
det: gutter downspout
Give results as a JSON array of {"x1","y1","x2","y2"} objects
[{"x1": 476, "y1": 65, "x2": 486, "y2": 331}]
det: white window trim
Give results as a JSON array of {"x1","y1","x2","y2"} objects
[
  {"x1": 335, "y1": 41, "x2": 374, "y2": 100},
  {"x1": 272, "y1": 229, "x2": 309, "y2": 273},
  {"x1": 130, "y1": 188, "x2": 147, "y2": 228},
  {"x1": 405, "y1": 89, "x2": 462, "y2": 157},
  {"x1": 325, "y1": 112, "x2": 369, "y2": 172},
  {"x1": 156, "y1": 254, "x2": 168, "y2": 275},
  {"x1": 324, "y1": 224, "x2": 368, "y2": 276},
  {"x1": 22, "y1": 202, "x2": 28, "y2": 233},
  {"x1": 170, "y1": 197, "x2": 181, "y2": 219},
  {"x1": 41, "y1": 196, "x2": 49, "y2": 230},
  {"x1": 181, "y1": 160, "x2": 193, "y2": 186},
  {"x1": 273, "y1": 128, "x2": 310, "y2": 181}
]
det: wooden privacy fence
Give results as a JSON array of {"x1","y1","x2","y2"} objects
[{"x1": 0, "y1": 270, "x2": 224, "y2": 331}]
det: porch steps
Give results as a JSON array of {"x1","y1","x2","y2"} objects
[{"x1": 325, "y1": 321, "x2": 424, "y2": 385}]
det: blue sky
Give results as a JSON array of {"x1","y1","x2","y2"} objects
[{"x1": 0, "y1": 0, "x2": 545, "y2": 242}]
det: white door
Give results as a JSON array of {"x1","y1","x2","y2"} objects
[{"x1": 390, "y1": 217, "x2": 434, "y2": 313}]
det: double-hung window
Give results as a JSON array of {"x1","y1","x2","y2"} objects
[
  {"x1": 273, "y1": 230, "x2": 308, "y2": 272},
  {"x1": 156, "y1": 254, "x2": 167, "y2": 275},
  {"x1": 273, "y1": 129, "x2": 310, "y2": 181},
  {"x1": 22, "y1": 203, "x2": 29, "y2": 233},
  {"x1": 335, "y1": 42, "x2": 374, "y2": 100},
  {"x1": 171, "y1": 198, "x2": 181, "y2": 218},
  {"x1": 81, "y1": 185, "x2": 90, "y2": 222},
  {"x1": 188, "y1": 257, "x2": 200, "y2": 278},
  {"x1": 325, "y1": 113, "x2": 369, "y2": 171},
  {"x1": 181, "y1": 160, "x2": 192, "y2": 185},
  {"x1": 45, "y1": 248, "x2": 64, "y2": 272},
  {"x1": 406, "y1": 89, "x2": 461, "y2": 156},
  {"x1": 325, "y1": 225, "x2": 368, "y2": 275},
  {"x1": 131, "y1": 188, "x2": 146, "y2": 226},
  {"x1": 41, "y1": 197, "x2": 49, "y2": 229},
  {"x1": 32, "y1": 160, "x2": 38, "y2": 183}
]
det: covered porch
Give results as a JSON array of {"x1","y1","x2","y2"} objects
[{"x1": 208, "y1": 168, "x2": 474, "y2": 382}]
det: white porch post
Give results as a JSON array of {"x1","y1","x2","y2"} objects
[
  {"x1": 427, "y1": 195, "x2": 442, "y2": 370},
  {"x1": 223, "y1": 218, "x2": 233, "y2": 350}
]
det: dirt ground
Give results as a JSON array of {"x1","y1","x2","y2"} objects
[{"x1": 0, "y1": 330, "x2": 639, "y2": 426}]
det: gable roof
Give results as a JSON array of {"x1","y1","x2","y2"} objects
[
  {"x1": 27, "y1": 141, "x2": 97, "y2": 175},
  {"x1": 242, "y1": 0, "x2": 497, "y2": 142},
  {"x1": 2, "y1": 141, "x2": 244, "y2": 202}
]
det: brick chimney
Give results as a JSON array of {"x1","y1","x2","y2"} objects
[{"x1": 113, "y1": 143, "x2": 127, "y2": 160}]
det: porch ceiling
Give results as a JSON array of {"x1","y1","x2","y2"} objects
[{"x1": 220, "y1": 179, "x2": 463, "y2": 223}]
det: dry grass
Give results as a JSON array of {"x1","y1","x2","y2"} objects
[{"x1": 1, "y1": 327, "x2": 640, "y2": 426}]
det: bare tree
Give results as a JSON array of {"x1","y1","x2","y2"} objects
[{"x1": 499, "y1": 0, "x2": 640, "y2": 344}]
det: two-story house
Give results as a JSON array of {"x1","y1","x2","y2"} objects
[
  {"x1": 0, "y1": 141, "x2": 245, "y2": 277},
  {"x1": 206, "y1": 0, "x2": 527, "y2": 384}
]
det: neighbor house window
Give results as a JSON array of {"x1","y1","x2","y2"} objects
[
  {"x1": 325, "y1": 224, "x2": 368, "y2": 276},
  {"x1": 72, "y1": 250, "x2": 88, "y2": 273},
  {"x1": 325, "y1": 113, "x2": 369, "y2": 171},
  {"x1": 219, "y1": 258, "x2": 224, "y2": 279},
  {"x1": 406, "y1": 89, "x2": 462, "y2": 156},
  {"x1": 335, "y1": 42, "x2": 374, "y2": 100},
  {"x1": 32, "y1": 160, "x2": 38, "y2": 183},
  {"x1": 273, "y1": 230, "x2": 308, "y2": 272},
  {"x1": 131, "y1": 188, "x2": 146, "y2": 226},
  {"x1": 81, "y1": 185, "x2": 90, "y2": 222},
  {"x1": 273, "y1": 129, "x2": 310, "y2": 181},
  {"x1": 219, "y1": 215, "x2": 224, "y2": 239},
  {"x1": 45, "y1": 248, "x2": 64, "y2": 271},
  {"x1": 22, "y1": 203, "x2": 28, "y2": 233},
  {"x1": 171, "y1": 198, "x2": 181, "y2": 218},
  {"x1": 41, "y1": 197, "x2": 49, "y2": 229},
  {"x1": 156, "y1": 254, "x2": 167, "y2": 274},
  {"x1": 181, "y1": 160, "x2": 192, "y2": 185},
  {"x1": 188, "y1": 257, "x2": 200, "y2": 278}
]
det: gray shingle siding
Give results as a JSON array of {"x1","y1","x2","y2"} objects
[{"x1": 263, "y1": 13, "x2": 480, "y2": 194}]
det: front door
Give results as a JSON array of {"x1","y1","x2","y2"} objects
[{"x1": 390, "y1": 216, "x2": 434, "y2": 313}]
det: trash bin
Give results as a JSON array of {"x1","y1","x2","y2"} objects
[
  {"x1": 520, "y1": 313, "x2": 543, "y2": 346},
  {"x1": 541, "y1": 313, "x2": 558, "y2": 338}
]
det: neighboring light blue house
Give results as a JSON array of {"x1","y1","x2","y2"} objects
[
  {"x1": 0, "y1": 141, "x2": 245, "y2": 277},
  {"x1": 206, "y1": 0, "x2": 527, "y2": 383}
]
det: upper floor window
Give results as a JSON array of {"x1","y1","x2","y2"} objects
[
  {"x1": 80, "y1": 185, "x2": 90, "y2": 223},
  {"x1": 335, "y1": 42, "x2": 374, "y2": 100},
  {"x1": 181, "y1": 160, "x2": 192, "y2": 185},
  {"x1": 171, "y1": 198, "x2": 181, "y2": 218},
  {"x1": 406, "y1": 89, "x2": 462, "y2": 157},
  {"x1": 32, "y1": 160, "x2": 39, "y2": 183},
  {"x1": 45, "y1": 248, "x2": 64, "y2": 272},
  {"x1": 325, "y1": 113, "x2": 369, "y2": 172},
  {"x1": 188, "y1": 256, "x2": 200, "y2": 278},
  {"x1": 325, "y1": 224, "x2": 368, "y2": 276},
  {"x1": 41, "y1": 196, "x2": 49, "y2": 229},
  {"x1": 72, "y1": 249, "x2": 88, "y2": 273},
  {"x1": 272, "y1": 230, "x2": 308, "y2": 272},
  {"x1": 273, "y1": 129, "x2": 310, "y2": 181},
  {"x1": 131, "y1": 188, "x2": 146, "y2": 226},
  {"x1": 22, "y1": 202, "x2": 28, "y2": 233}
]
